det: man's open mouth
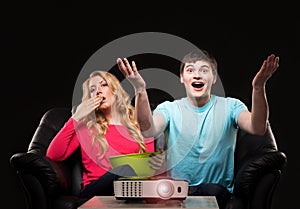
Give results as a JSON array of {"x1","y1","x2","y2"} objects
[{"x1": 191, "y1": 82, "x2": 204, "y2": 88}]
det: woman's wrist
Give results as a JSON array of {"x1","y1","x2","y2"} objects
[{"x1": 71, "y1": 114, "x2": 81, "y2": 122}]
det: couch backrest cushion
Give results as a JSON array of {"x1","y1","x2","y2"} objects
[
  {"x1": 28, "y1": 108, "x2": 72, "y2": 155},
  {"x1": 234, "y1": 123, "x2": 278, "y2": 174}
]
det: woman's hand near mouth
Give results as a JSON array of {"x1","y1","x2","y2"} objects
[{"x1": 72, "y1": 96, "x2": 102, "y2": 121}]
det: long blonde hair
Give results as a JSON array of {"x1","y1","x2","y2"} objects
[{"x1": 81, "y1": 70, "x2": 147, "y2": 159}]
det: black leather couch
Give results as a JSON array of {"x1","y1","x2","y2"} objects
[{"x1": 10, "y1": 107, "x2": 287, "y2": 209}]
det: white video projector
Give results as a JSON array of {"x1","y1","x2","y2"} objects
[{"x1": 113, "y1": 177, "x2": 189, "y2": 200}]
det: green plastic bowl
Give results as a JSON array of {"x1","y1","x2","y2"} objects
[{"x1": 109, "y1": 152, "x2": 159, "y2": 177}]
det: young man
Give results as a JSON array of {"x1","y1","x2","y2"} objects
[{"x1": 117, "y1": 49, "x2": 279, "y2": 209}]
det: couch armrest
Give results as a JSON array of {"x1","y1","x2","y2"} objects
[
  {"x1": 10, "y1": 152, "x2": 60, "y2": 196},
  {"x1": 233, "y1": 151, "x2": 287, "y2": 198}
]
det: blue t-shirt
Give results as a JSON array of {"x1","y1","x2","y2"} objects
[{"x1": 153, "y1": 95, "x2": 248, "y2": 193}]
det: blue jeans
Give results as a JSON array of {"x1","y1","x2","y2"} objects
[{"x1": 188, "y1": 183, "x2": 232, "y2": 209}]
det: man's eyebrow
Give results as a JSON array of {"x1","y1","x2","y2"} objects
[
  {"x1": 185, "y1": 64, "x2": 194, "y2": 68},
  {"x1": 185, "y1": 64, "x2": 210, "y2": 68}
]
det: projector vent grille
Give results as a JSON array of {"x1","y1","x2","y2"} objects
[{"x1": 121, "y1": 181, "x2": 143, "y2": 197}]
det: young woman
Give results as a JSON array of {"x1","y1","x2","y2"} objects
[{"x1": 46, "y1": 70, "x2": 155, "y2": 198}]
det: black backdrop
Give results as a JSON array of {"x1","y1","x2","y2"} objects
[{"x1": 3, "y1": 4, "x2": 296, "y2": 209}]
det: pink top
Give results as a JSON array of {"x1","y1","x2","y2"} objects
[{"x1": 46, "y1": 118, "x2": 154, "y2": 188}]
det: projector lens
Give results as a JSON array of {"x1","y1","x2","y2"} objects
[{"x1": 157, "y1": 181, "x2": 174, "y2": 199}]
